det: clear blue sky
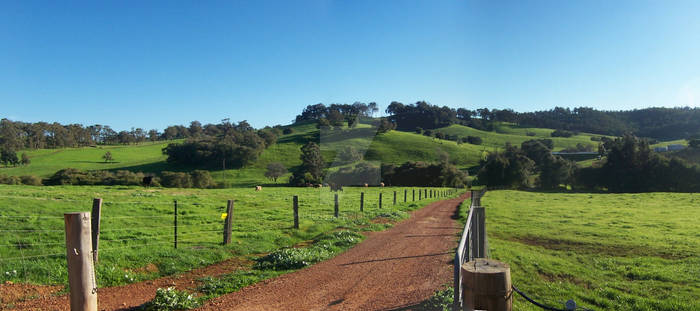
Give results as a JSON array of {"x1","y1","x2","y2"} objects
[{"x1": 2, "y1": 0, "x2": 700, "y2": 131}]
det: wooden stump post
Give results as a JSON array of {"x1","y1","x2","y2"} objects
[
  {"x1": 293, "y1": 196, "x2": 299, "y2": 229},
  {"x1": 404, "y1": 189, "x2": 407, "y2": 202},
  {"x1": 334, "y1": 194, "x2": 339, "y2": 218},
  {"x1": 393, "y1": 191, "x2": 397, "y2": 205},
  {"x1": 90, "y1": 198, "x2": 102, "y2": 263},
  {"x1": 461, "y1": 259, "x2": 512, "y2": 311},
  {"x1": 413, "y1": 189, "x2": 415, "y2": 201},
  {"x1": 379, "y1": 193, "x2": 382, "y2": 209},
  {"x1": 360, "y1": 192, "x2": 364, "y2": 212},
  {"x1": 64, "y1": 212, "x2": 98, "y2": 311},
  {"x1": 223, "y1": 200, "x2": 234, "y2": 244}
]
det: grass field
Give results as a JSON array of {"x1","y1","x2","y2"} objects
[
  {"x1": 435, "y1": 123, "x2": 601, "y2": 152},
  {"x1": 480, "y1": 190, "x2": 700, "y2": 311},
  {"x1": 0, "y1": 184, "x2": 457, "y2": 290}
]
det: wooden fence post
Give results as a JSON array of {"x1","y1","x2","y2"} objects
[
  {"x1": 173, "y1": 200, "x2": 178, "y2": 249},
  {"x1": 90, "y1": 198, "x2": 102, "y2": 263},
  {"x1": 64, "y1": 212, "x2": 98, "y2": 311},
  {"x1": 360, "y1": 192, "x2": 364, "y2": 212},
  {"x1": 471, "y1": 206, "x2": 486, "y2": 258},
  {"x1": 462, "y1": 259, "x2": 512, "y2": 311},
  {"x1": 223, "y1": 200, "x2": 234, "y2": 245},
  {"x1": 393, "y1": 191, "x2": 397, "y2": 205},
  {"x1": 334, "y1": 194, "x2": 339, "y2": 218},
  {"x1": 404, "y1": 189, "x2": 407, "y2": 202},
  {"x1": 413, "y1": 189, "x2": 415, "y2": 201},
  {"x1": 419, "y1": 190, "x2": 422, "y2": 200},
  {"x1": 379, "y1": 193, "x2": 383, "y2": 209},
  {"x1": 293, "y1": 196, "x2": 299, "y2": 229}
]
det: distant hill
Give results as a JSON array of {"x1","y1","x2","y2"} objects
[{"x1": 1, "y1": 120, "x2": 614, "y2": 187}]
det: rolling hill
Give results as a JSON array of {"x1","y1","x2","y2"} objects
[{"x1": 0, "y1": 121, "x2": 626, "y2": 187}]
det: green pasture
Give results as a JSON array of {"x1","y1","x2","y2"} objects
[
  {"x1": 0, "y1": 185, "x2": 458, "y2": 288},
  {"x1": 481, "y1": 190, "x2": 700, "y2": 311}
]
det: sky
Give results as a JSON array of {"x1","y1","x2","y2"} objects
[{"x1": 2, "y1": 0, "x2": 700, "y2": 131}]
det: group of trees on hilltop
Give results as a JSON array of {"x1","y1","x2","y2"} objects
[
  {"x1": 295, "y1": 103, "x2": 379, "y2": 125},
  {"x1": 162, "y1": 120, "x2": 278, "y2": 169},
  {"x1": 0, "y1": 117, "x2": 286, "y2": 151}
]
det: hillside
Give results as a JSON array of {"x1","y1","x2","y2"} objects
[{"x1": 1, "y1": 122, "x2": 605, "y2": 187}]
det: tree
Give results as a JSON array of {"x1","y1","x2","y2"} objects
[
  {"x1": 290, "y1": 142, "x2": 325, "y2": 185},
  {"x1": 538, "y1": 155, "x2": 575, "y2": 189},
  {"x1": 102, "y1": 151, "x2": 113, "y2": 163},
  {"x1": 337, "y1": 146, "x2": 362, "y2": 164},
  {"x1": 265, "y1": 162, "x2": 287, "y2": 182},
  {"x1": 1, "y1": 147, "x2": 19, "y2": 166},
  {"x1": 377, "y1": 118, "x2": 395, "y2": 133},
  {"x1": 20, "y1": 153, "x2": 30, "y2": 166},
  {"x1": 477, "y1": 146, "x2": 534, "y2": 188}
]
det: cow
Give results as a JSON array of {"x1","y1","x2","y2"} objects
[
  {"x1": 255, "y1": 186, "x2": 262, "y2": 191},
  {"x1": 380, "y1": 182, "x2": 385, "y2": 187},
  {"x1": 364, "y1": 183, "x2": 368, "y2": 187},
  {"x1": 314, "y1": 184, "x2": 322, "y2": 188},
  {"x1": 142, "y1": 176, "x2": 153, "y2": 187}
]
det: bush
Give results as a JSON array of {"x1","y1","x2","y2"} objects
[
  {"x1": 254, "y1": 247, "x2": 331, "y2": 270},
  {"x1": 160, "y1": 171, "x2": 193, "y2": 188},
  {"x1": 551, "y1": 129, "x2": 574, "y2": 137},
  {"x1": 526, "y1": 131, "x2": 536, "y2": 136},
  {"x1": 282, "y1": 128, "x2": 293, "y2": 135},
  {"x1": 20, "y1": 175, "x2": 42, "y2": 186},
  {"x1": 191, "y1": 170, "x2": 215, "y2": 188},
  {"x1": 466, "y1": 136, "x2": 483, "y2": 145},
  {"x1": 0, "y1": 175, "x2": 21, "y2": 185},
  {"x1": 44, "y1": 168, "x2": 146, "y2": 186},
  {"x1": 141, "y1": 287, "x2": 199, "y2": 311}
]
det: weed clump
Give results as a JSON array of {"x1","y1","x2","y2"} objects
[{"x1": 141, "y1": 287, "x2": 199, "y2": 311}]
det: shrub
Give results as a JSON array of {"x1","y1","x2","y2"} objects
[
  {"x1": 0, "y1": 175, "x2": 21, "y2": 185},
  {"x1": 282, "y1": 128, "x2": 293, "y2": 135},
  {"x1": 160, "y1": 171, "x2": 193, "y2": 188},
  {"x1": 551, "y1": 129, "x2": 574, "y2": 137},
  {"x1": 141, "y1": 287, "x2": 199, "y2": 311},
  {"x1": 254, "y1": 247, "x2": 331, "y2": 270},
  {"x1": 20, "y1": 175, "x2": 42, "y2": 186},
  {"x1": 526, "y1": 131, "x2": 536, "y2": 136},
  {"x1": 191, "y1": 170, "x2": 215, "y2": 188},
  {"x1": 466, "y1": 136, "x2": 483, "y2": 145}
]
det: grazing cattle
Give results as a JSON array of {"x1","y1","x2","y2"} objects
[
  {"x1": 142, "y1": 176, "x2": 153, "y2": 187},
  {"x1": 255, "y1": 186, "x2": 262, "y2": 191},
  {"x1": 380, "y1": 182, "x2": 385, "y2": 187},
  {"x1": 364, "y1": 183, "x2": 368, "y2": 187},
  {"x1": 314, "y1": 184, "x2": 322, "y2": 188}
]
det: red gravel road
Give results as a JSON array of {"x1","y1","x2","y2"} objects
[{"x1": 198, "y1": 193, "x2": 468, "y2": 311}]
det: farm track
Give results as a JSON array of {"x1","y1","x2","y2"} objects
[
  {"x1": 4, "y1": 193, "x2": 466, "y2": 311},
  {"x1": 197, "y1": 193, "x2": 467, "y2": 311}
]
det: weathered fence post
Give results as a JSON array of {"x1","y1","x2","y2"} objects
[
  {"x1": 334, "y1": 194, "x2": 339, "y2": 218},
  {"x1": 360, "y1": 192, "x2": 364, "y2": 212},
  {"x1": 462, "y1": 258, "x2": 512, "y2": 311},
  {"x1": 90, "y1": 198, "x2": 102, "y2": 263},
  {"x1": 393, "y1": 191, "x2": 397, "y2": 205},
  {"x1": 293, "y1": 196, "x2": 299, "y2": 229},
  {"x1": 379, "y1": 193, "x2": 383, "y2": 209},
  {"x1": 64, "y1": 212, "x2": 98, "y2": 311},
  {"x1": 404, "y1": 189, "x2": 407, "y2": 202},
  {"x1": 223, "y1": 200, "x2": 234, "y2": 244},
  {"x1": 419, "y1": 190, "x2": 422, "y2": 200},
  {"x1": 413, "y1": 189, "x2": 415, "y2": 201},
  {"x1": 173, "y1": 200, "x2": 178, "y2": 249},
  {"x1": 471, "y1": 206, "x2": 486, "y2": 258}
]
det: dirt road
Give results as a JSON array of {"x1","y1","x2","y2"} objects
[{"x1": 198, "y1": 193, "x2": 467, "y2": 311}]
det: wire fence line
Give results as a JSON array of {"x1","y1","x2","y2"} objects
[{"x1": 1, "y1": 188, "x2": 460, "y2": 283}]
